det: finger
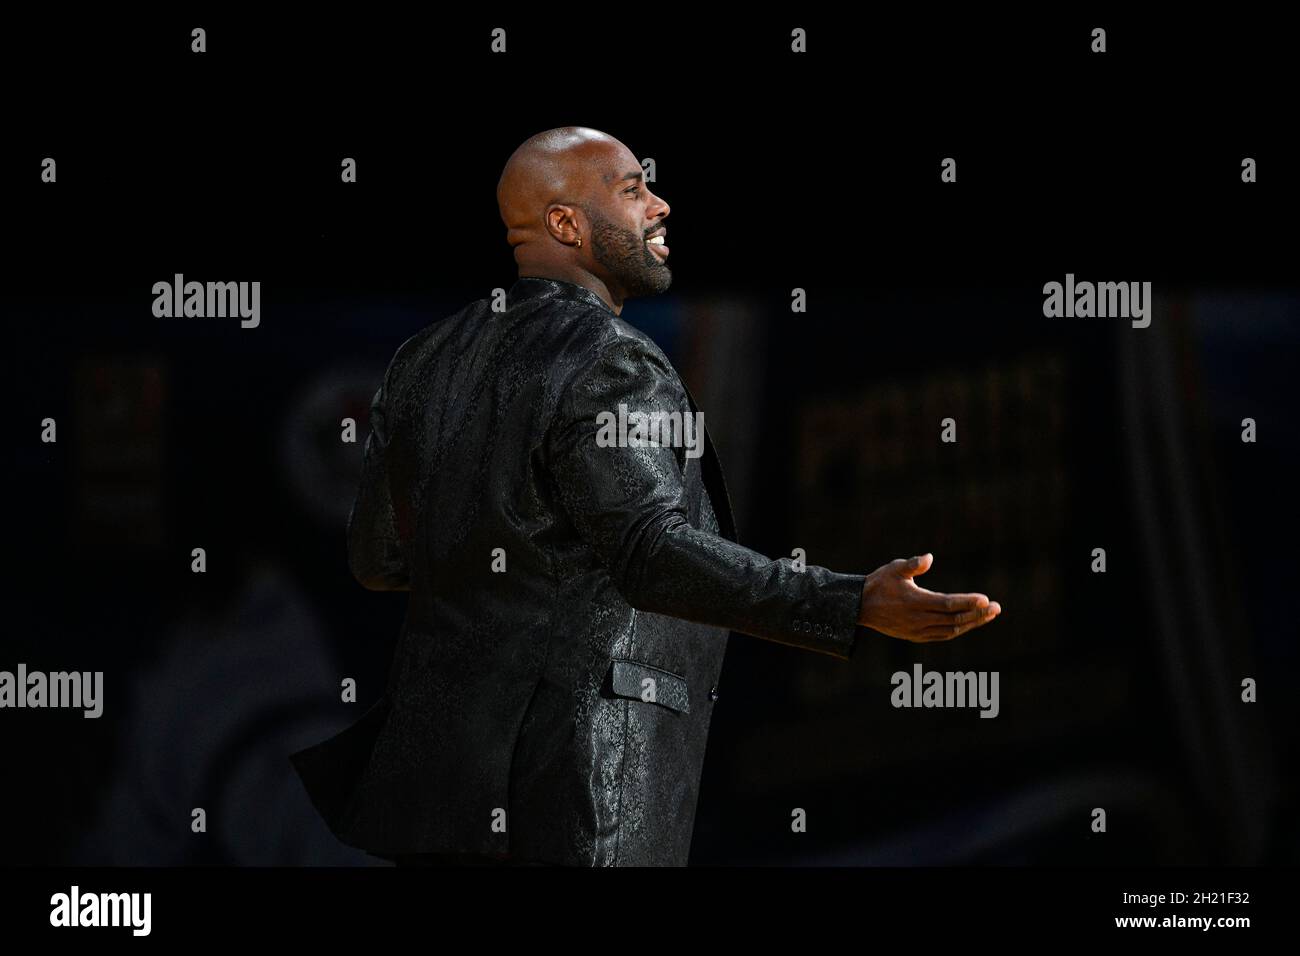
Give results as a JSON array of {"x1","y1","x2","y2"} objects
[
  {"x1": 961, "y1": 601, "x2": 1001, "y2": 623},
  {"x1": 918, "y1": 623, "x2": 961, "y2": 640},
  {"x1": 913, "y1": 588, "x2": 990, "y2": 613},
  {"x1": 918, "y1": 605, "x2": 989, "y2": 626},
  {"x1": 920, "y1": 604, "x2": 988, "y2": 626},
  {"x1": 918, "y1": 606, "x2": 1000, "y2": 640},
  {"x1": 951, "y1": 604, "x2": 995, "y2": 626},
  {"x1": 897, "y1": 553, "x2": 933, "y2": 579}
]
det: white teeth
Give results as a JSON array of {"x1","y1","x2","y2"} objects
[{"x1": 648, "y1": 236, "x2": 665, "y2": 245}]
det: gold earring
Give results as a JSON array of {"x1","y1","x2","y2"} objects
[{"x1": 576, "y1": 237, "x2": 583, "y2": 248}]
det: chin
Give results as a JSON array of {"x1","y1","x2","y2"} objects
[{"x1": 626, "y1": 269, "x2": 672, "y2": 298}]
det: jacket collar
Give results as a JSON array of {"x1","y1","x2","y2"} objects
[
  {"x1": 508, "y1": 276, "x2": 617, "y2": 316},
  {"x1": 507, "y1": 276, "x2": 736, "y2": 542}
]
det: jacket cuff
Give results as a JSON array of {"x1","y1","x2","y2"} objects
[{"x1": 786, "y1": 572, "x2": 866, "y2": 661}]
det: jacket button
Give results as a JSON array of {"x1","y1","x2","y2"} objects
[{"x1": 709, "y1": 685, "x2": 720, "y2": 702}]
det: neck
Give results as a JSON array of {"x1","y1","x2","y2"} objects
[{"x1": 518, "y1": 264, "x2": 622, "y2": 315}]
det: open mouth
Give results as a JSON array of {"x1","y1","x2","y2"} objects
[{"x1": 646, "y1": 233, "x2": 669, "y2": 258}]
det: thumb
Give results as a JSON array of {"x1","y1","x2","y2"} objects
[{"x1": 899, "y1": 553, "x2": 933, "y2": 578}]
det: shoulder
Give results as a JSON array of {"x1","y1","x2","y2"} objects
[
  {"x1": 546, "y1": 313, "x2": 689, "y2": 433},
  {"x1": 381, "y1": 301, "x2": 478, "y2": 388},
  {"x1": 553, "y1": 308, "x2": 676, "y2": 382}
]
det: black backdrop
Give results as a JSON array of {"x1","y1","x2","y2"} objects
[{"x1": 4, "y1": 12, "x2": 1296, "y2": 873}]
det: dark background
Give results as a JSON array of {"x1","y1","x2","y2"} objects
[{"x1": 3, "y1": 12, "x2": 1296, "y2": 866}]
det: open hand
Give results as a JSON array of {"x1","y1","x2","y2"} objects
[{"x1": 858, "y1": 553, "x2": 1001, "y2": 643}]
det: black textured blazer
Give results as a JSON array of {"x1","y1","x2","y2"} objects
[{"x1": 290, "y1": 276, "x2": 866, "y2": 865}]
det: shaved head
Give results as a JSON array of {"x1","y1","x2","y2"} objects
[
  {"x1": 497, "y1": 126, "x2": 672, "y2": 315},
  {"x1": 497, "y1": 127, "x2": 617, "y2": 238}
]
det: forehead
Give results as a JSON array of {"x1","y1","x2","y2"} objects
[{"x1": 587, "y1": 140, "x2": 642, "y2": 186}]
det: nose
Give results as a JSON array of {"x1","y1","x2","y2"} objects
[{"x1": 647, "y1": 188, "x2": 669, "y2": 222}]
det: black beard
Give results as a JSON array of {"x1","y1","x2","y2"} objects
[{"x1": 587, "y1": 211, "x2": 671, "y2": 297}]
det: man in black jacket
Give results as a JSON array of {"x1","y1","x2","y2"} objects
[{"x1": 289, "y1": 126, "x2": 1001, "y2": 866}]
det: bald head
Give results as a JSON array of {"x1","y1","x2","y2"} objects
[
  {"x1": 497, "y1": 127, "x2": 618, "y2": 237},
  {"x1": 496, "y1": 126, "x2": 673, "y2": 313}
]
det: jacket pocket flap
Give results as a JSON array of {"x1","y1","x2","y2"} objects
[{"x1": 609, "y1": 659, "x2": 690, "y2": 714}]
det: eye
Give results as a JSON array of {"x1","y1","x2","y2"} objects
[{"x1": 626, "y1": 185, "x2": 640, "y2": 195}]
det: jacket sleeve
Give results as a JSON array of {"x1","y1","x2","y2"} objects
[
  {"x1": 546, "y1": 332, "x2": 866, "y2": 660},
  {"x1": 346, "y1": 359, "x2": 410, "y2": 591}
]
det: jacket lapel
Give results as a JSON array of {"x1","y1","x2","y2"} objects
[{"x1": 679, "y1": 380, "x2": 739, "y2": 544}]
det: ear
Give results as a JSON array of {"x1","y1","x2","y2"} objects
[{"x1": 545, "y1": 204, "x2": 585, "y2": 246}]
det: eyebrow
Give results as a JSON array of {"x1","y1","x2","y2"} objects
[{"x1": 616, "y1": 170, "x2": 644, "y2": 184}]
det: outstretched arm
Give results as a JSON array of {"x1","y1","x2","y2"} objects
[{"x1": 547, "y1": 333, "x2": 1001, "y2": 659}]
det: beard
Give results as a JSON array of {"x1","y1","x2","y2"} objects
[{"x1": 586, "y1": 208, "x2": 672, "y2": 297}]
